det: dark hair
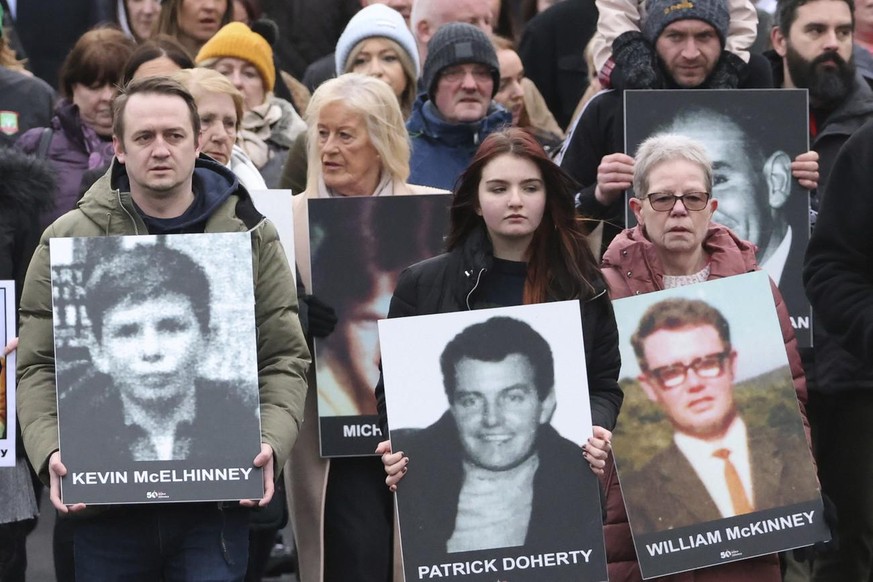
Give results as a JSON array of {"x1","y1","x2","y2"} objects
[
  {"x1": 440, "y1": 316, "x2": 554, "y2": 401},
  {"x1": 155, "y1": 0, "x2": 233, "y2": 54},
  {"x1": 630, "y1": 298, "x2": 731, "y2": 369},
  {"x1": 492, "y1": 0, "x2": 522, "y2": 42},
  {"x1": 775, "y1": 0, "x2": 854, "y2": 35},
  {"x1": 59, "y1": 25, "x2": 137, "y2": 98},
  {"x1": 85, "y1": 242, "x2": 211, "y2": 341},
  {"x1": 112, "y1": 75, "x2": 201, "y2": 141},
  {"x1": 121, "y1": 35, "x2": 195, "y2": 86},
  {"x1": 447, "y1": 128, "x2": 601, "y2": 303},
  {"x1": 234, "y1": 0, "x2": 263, "y2": 24},
  {"x1": 311, "y1": 196, "x2": 447, "y2": 321}
]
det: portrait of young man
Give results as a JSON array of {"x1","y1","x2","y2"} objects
[
  {"x1": 380, "y1": 304, "x2": 607, "y2": 582},
  {"x1": 617, "y1": 293, "x2": 820, "y2": 537},
  {"x1": 54, "y1": 235, "x2": 260, "y2": 475}
]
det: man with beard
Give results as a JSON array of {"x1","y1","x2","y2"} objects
[
  {"x1": 771, "y1": 0, "x2": 873, "y2": 212},
  {"x1": 773, "y1": 2, "x2": 873, "y2": 581}
]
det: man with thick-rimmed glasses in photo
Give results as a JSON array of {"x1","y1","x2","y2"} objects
[{"x1": 620, "y1": 297, "x2": 818, "y2": 534}]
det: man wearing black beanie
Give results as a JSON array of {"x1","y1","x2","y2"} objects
[{"x1": 406, "y1": 22, "x2": 511, "y2": 190}]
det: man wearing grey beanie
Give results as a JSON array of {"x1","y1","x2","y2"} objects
[
  {"x1": 558, "y1": 0, "x2": 806, "y2": 257},
  {"x1": 406, "y1": 22, "x2": 511, "y2": 191}
]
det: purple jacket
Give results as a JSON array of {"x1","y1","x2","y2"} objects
[{"x1": 16, "y1": 99, "x2": 114, "y2": 228}]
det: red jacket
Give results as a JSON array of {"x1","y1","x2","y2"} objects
[{"x1": 598, "y1": 223, "x2": 810, "y2": 582}]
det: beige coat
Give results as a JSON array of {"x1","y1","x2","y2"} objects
[
  {"x1": 287, "y1": 178, "x2": 446, "y2": 582},
  {"x1": 591, "y1": 0, "x2": 758, "y2": 73}
]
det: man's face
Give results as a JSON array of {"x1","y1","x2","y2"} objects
[
  {"x1": 113, "y1": 93, "x2": 201, "y2": 205},
  {"x1": 450, "y1": 353, "x2": 554, "y2": 471},
  {"x1": 777, "y1": 0, "x2": 855, "y2": 107},
  {"x1": 433, "y1": 63, "x2": 494, "y2": 122},
  {"x1": 416, "y1": 0, "x2": 493, "y2": 54},
  {"x1": 432, "y1": 0, "x2": 493, "y2": 32},
  {"x1": 638, "y1": 325, "x2": 738, "y2": 440},
  {"x1": 655, "y1": 19, "x2": 722, "y2": 87},
  {"x1": 92, "y1": 294, "x2": 206, "y2": 403},
  {"x1": 666, "y1": 114, "x2": 770, "y2": 249},
  {"x1": 365, "y1": 0, "x2": 413, "y2": 24}
]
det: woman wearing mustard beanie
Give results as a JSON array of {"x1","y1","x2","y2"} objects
[{"x1": 197, "y1": 20, "x2": 307, "y2": 188}]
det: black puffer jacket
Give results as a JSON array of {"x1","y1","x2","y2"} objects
[
  {"x1": 376, "y1": 225, "x2": 623, "y2": 433},
  {"x1": 0, "y1": 147, "x2": 55, "y2": 314},
  {"x1": 0, "y1": 146, "x2": 55, "y2": 458}
]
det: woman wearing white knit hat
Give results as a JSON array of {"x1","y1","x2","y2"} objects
[{"x1": 334, "y1": 3, "x2": 420, "y2": 118}]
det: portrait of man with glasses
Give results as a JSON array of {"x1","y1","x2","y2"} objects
[{"x1": 618, "y1": 296, "x2": 819, "y2": 535}]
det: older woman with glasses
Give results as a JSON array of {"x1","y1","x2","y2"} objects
[{"x1": 597, "y1": 133, "x2": 810, "y2": 582}]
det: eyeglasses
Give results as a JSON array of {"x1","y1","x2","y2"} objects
[
  {"x1": 645, "y1": 191, "x2": 711, "y2": 212},
  {"x1": 645, "y1": 350, "x2": 732, "y2": 389},
  {"x1": 440, "y1": 65, "x2": 493, "y2": 84}
]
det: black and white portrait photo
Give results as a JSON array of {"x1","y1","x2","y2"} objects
[
  {"x1": 624, "y1": 89, "x2": 812, "y2": 346},
  {"x1": 379, "y1": 302, "x2": 607, "y2": 582},
  {"x1": 612, "y1": 273, "x2": 827, "y2": 578},
  {"x1": 51, "y1": 233, "x2": 263, "y2": 504},
  {"x1": 308, "y1": 194, "x2": 450, "y2": 456}
]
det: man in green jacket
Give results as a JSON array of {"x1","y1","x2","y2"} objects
[{"x1": 16, "y1": 75, "x2": 310, "y2": 581}]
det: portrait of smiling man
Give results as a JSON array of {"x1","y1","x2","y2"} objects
[
  {"x1": 620, "y1": 297, "x2": 819, "y2": 535},
  {"x1": 390, "y1": 315, "x2": 601, "y2": 561}
]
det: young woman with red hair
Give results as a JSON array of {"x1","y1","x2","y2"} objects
[{"x1": 376, "y1": 127, "x2": 621, "y2": 484}]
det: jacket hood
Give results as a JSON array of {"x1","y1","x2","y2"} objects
[
  {"x1": 407, "y1": 94, "x2": 511, "y2": 147},
  {"x1": 0, "y1": 146, "x2": 56, "y2": 212},
  {"x1": 78, "y1": 154, "x2": 250, "y2": 232}
]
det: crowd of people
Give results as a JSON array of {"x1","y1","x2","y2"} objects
[{"x1": 1, "y1": 0, "x2": 873, "y2": 581}]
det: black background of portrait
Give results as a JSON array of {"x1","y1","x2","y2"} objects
[{"x1": 623, "y1": 89, "x2": 812, "y2": 347}]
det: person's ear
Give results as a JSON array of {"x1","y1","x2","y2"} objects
[
  {"x1": 194, "y1": 129, "x2": 203, "y2": 156},
  {"x1": 708, "y1": 197, "x2": 718, "y2": 217},
  {"x1": 771, "y1": 26, "x2": 788, "y2": 58},
  {"x1": 629, "y1": 196, "x2": 644, "y2": 225},
  {"x1": 538, "y1": 389, "x2": 557, "y2": 424},
  {"x1": 416, "y1": 20, "x2": 433, "y2": 47},
  {"x1": 113, "y1": 136, "x2": 125, "y2": 163},
  {"x1": 728, "y1": 348, "x2": 738, "y2": 378},
  {"x1": 764, "y1": 151, "x2": 792, "y2": 209}
]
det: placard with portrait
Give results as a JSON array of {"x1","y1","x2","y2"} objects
[
  {"x1": 380, "y1": 301, "x2": 607, "y2": 582},
  {"x1": 612, "y1": 272, "x2": 827, "y2": 577},
  {"x1": 52, "y1": 233, "x2": 263, "y2": 504}
]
